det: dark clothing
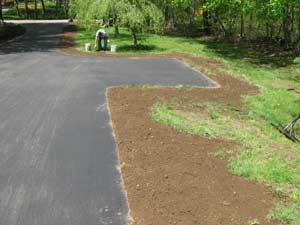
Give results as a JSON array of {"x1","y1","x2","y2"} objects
[
  {"x1": 96, "y1": 29, "x2": 108, "y2": 51},
  {"x1": 97, "y1": 36, "x2": 108, "y2": 51}
]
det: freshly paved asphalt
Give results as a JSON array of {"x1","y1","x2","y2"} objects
[{"x1": 0, "y1": 22, "x2": 215, "y2": 225}]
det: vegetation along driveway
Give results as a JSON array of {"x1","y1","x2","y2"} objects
[{"x1": 0, "y1": 21, "x2": 215, "y2": 225}]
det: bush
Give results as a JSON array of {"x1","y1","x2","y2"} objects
[{"x1": 293, "y1": 57, "x2": 300, "y2": 65}]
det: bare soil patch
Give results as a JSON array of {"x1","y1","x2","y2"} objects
[
  {"x1": 107, "y1": 87, "x2": 276, "y2": 225},
  {"x1": 59, "y1": 24, "x2": 277, "y2": 225}
]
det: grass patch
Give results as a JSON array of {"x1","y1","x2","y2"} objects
[
  {"x1": 76, "y1": 25, "x2": 207, "y2": 54},
  {"x1": 151, "y1": 101, "x2": 300, "y2": 224},
  {"x1": 209, "y1": 150, "x2": 226, "y2": 159}
]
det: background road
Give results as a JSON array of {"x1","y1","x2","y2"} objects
[{"x1": 0, "y1": 22, "x2": 215, "y2": 225}]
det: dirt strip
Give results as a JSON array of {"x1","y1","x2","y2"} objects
[{"x1": 59, "y1": 25, "x2": 278, "y2": 225}]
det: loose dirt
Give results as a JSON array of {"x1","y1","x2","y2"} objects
[
  {"x1": 107, "y1": 87, "x2": 276, "y2": 225},
  {"x1": 59, "y1": 24, "x2": 278, "y2": 225}
]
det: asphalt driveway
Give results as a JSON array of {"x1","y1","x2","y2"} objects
[{"x1": 0, "y1": 22, "x2": 215, "y2": 225}]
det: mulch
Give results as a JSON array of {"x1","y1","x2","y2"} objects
[{"x1": 59, "y1": 24, "x2": 278, "y2": 225}]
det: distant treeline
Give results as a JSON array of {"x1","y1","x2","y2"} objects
[
  {"x1": 1, "y1": 0, "x2": 69, "y2": 20},
  {"x1": 69, "y1": 0, "x2": 300, "y2": 52}
]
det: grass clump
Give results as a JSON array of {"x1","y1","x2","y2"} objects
[
  {"x1": 209, "y1": 150, "x2": 226, "y2": 159},
  {"x1": 248, "y1": 218, "x2": 260, "y2": 225}
]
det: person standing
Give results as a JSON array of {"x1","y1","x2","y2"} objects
[{"x1": 95, "y1": 28, "x2": 108, "y2": 51}]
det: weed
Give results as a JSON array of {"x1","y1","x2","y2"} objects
[
  {"x1": 210, "y1": 150, "x2": 226, "y2": 159},
  {"x1": 248, "y1": 218, "x2": 260, "y2": 225},
  {"x1": 126, "y1": 84, "x2": 158, "y2": 89}
]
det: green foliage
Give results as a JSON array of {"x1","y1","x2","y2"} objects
[
  {"x1": 70, "y1": 0, "x2": 163, "y2": 47},
  {"x1": 293, "y1": 57, "x2": 300, "y2": 66},
  {"x1": 3, "y1": 1, "x2": 67, "y2": 20}
]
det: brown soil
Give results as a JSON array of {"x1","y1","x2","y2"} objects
[
  {"x1": 107, "y1": 87, "x2": 276, "y2": 225},
  {"x1": 59, "y1": 24, "x2": 278, "y2": 225}
]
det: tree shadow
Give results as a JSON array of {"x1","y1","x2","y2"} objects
[
  {"x1": 117, "y1": 44, "x2": 166, "y2": 53},
  {"x1": 180, "y1": 37, "x2": 295, "y2": 68},
  {"x1": 196, "y1": 39, "x2": 293, "y2": 68},
  {"x1": 0, "y1": 23, "x2": 66, "y2": 55}
]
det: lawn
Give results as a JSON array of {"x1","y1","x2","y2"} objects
[
  {"x1": 3, "y1": 1, "x2": 68, "y2": 20},
  {"x1": 76, "y1": 25, "x2": 300, "y2": 224}
]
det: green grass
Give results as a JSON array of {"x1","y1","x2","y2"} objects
[
  {"x1": 3, "y1": 1, "x2": 67, "y2": 20},
  {"x1": 248, "y1": 218, "x2": 260, "y2": 225},
  {"x1": 76, "y1": 25, "x2": 207, "y2": 54},
  {"x1": 77, "y1": 24, "x2": 300, "y2": 224}
]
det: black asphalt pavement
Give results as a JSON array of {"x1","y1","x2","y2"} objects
[{"x1": 0, "y1": 22, "x2": 215, "y2": 225}]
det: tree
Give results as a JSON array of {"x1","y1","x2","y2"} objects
[
  {"x1": 24, "y1": 0, "x2": 29, "y2": 19},
  {"x1": 14, "y1": 0, "x2": 20, "y2": 17},
  {"x1": 115, "y1": 0, "x2": 163, "y2": 48},
  {"x1": 34, "y1": 0, "x2": 38, "y2": 19},
  {"x1": 41, "y1": 0, "x2": 46, "y2": 16},
  {"x1": 0, "y1": 0, "x2": 3, "y2": 23},
  {"x1": 70, "y1": 0, "x2": 163, "y2": 48}
]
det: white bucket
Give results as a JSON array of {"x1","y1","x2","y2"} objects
[
  {"x1": 85, "y1": 43, "x2": 91, "y2": 52},
  {"x1": 111, "y1": 44, "x2": 117, "y2": 53}
]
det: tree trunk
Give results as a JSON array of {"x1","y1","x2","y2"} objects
[
  {"x1": 213, "y1": 13, "x2": 227, "y2": 37},
  {"x1": 249, "y1": 12, "x2": 253, "y2": 40},
  {"x1": 295, "y1": 37, "x2": 300, "y2": 53},
  {"x1": 240, "y1": 11, "x2": 244, "y2": 39},
  {"x1": 114, "y1": 25, "x2": 119, "y2": 37},
  {"x1": 203, "y1": 10, "x2": 211, "y2": 35},
  {"x1": 266, "y1": 21, "x2": 270, "y2": 38},
  {"x1": 132, "y1": 31, "x2": 138, "y2": 49},
  {"x1": 41, "y1": 0, "x2": 45, "y2": 16},
  {"x1": 63, "y1": 0, "x2": 68, "y2": 17},
  {"x1": 240, "y1": 0, "x2": 244, "y2": 39},
  {"x1": 295, "y1": 13, "x2": 300, "y2": 53},
  {"x1": 189, "y1": 0, "x2": 195, "y2": 26},
  {"x1": 164, "y1": 5, "x2": 169, "y2": 23},
  {"x1": 24, "y1": 0, "x2": 29, "y2": 19},
  {"x1": 0, "y1": 0, "x2": 3, "y2": 23},
  {"x1": 14, "y1": 0, "x2": 20, "y2": 17},
  {"x1": 282, "y1": 4, "x2": 292, "y2": 50},
  {"x1": 55, "y1": 0, "x2": 59, "y2": 17},
  {"x1": 34, "y1": 0, "x2": 37, "y2": 19}
]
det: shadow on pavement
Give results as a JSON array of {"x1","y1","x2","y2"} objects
[{"x1": 0, "y1": 23, "x2": 66, "y2": 55}]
